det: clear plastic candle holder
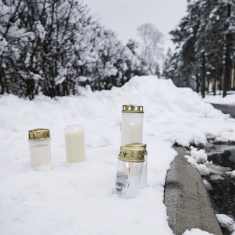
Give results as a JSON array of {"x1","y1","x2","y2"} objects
[{"x1": 114, "y1": 143, "x2": 147, "y2": 198}]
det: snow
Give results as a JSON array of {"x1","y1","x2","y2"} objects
[
  {"x1": 205, "y1": 92, "x2": 235, "y2": 105},
  {"x1": 190, "y1": 147, "x2": 207, "y2": 164},
  {"x1": 183, "y1": 228, "x2": 214, "y2": 235},
  {"x1": 185, "y1": 148, "x2": 211, "y2": 176},
  {"x1": 230, "y1": 170, "x2": 235, "y2": 178},
  {"x1": 1, "y1": 76, "x2": 235, "y2": 235},
  {"x1": 185, "y1": 148, "x2": 230, "y2": 177},
  {"x1": 216, "y1": 214, "x2": 235, "y2": 232},
  {"x1": 202, "y1": 179, "x2": 213, "y2": 191}
]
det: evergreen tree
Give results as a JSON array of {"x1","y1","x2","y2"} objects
[{"x1": 167, "y1": 0, "x2": 235, "y2": 97}]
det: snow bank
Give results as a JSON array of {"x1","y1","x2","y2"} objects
[
  {"x1": 205, "y1": 92, "x2": 235, "y2": 105},
  {"x1": 216, "y1": 214, "x2": 235, "y2": 232},
  {"x1": 183, "y1": 228, "x2": 214, "y2": 235},
  {"x1": 0, "y1": 76, "x2": 235, "y2": 235}
]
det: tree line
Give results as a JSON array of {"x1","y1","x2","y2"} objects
[
  {"x1": 0, "y1": 0, "x2": 163, "y2": 99},
  {"x1": 163, "y1": 0, "x2": 235, "y2": 97}
]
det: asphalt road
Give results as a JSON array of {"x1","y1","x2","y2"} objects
[
  {"x1": 164, "y1": 147, "x2": 223, "y2": 235},
  {"x1": 212, "y1": 103, "x2": 235, "y2": 118}
]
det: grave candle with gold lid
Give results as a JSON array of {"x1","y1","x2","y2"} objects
[{"x1": 28, "y1": 128, "x2": 51, "y2": 169}]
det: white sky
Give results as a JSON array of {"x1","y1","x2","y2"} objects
[{"x1": 83, "y1": 0, "x2": 187, "y2": 50}]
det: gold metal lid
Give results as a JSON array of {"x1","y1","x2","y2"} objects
[
  {"x1": 28, "y1": 129, "x2": 50, "y2": 140},
  {"x1": 122, "y1": 105, "x2": 144, "y2": 113},
  {"x1": 118, "y1": 143, "x2": 147, "y2": 162}
]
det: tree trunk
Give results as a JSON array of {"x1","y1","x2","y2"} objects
[
  {"x1": 223, "y1": 4, "x2": 232, "y2": 97},
  {"x1": 0, "y1": 67, "x2": 5, "y2": 94},
  {"x1": 223, "y1": 33, "x2": 232, "y2": 97},
  {"x1": 25, "y1": 79, "x2": 35, "y2": 100},
  {"x1": 196, "y1": 74, "x2": 200, "y2": 93},
  {"x1": 201, "y1": 52, "x2": 206, "y2": 98},
  {"x1": 213, "y1": 72, "x2": 217, "y2": 96}
]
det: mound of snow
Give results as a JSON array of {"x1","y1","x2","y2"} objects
[
  {"x1": 205, "y1": 92, "x2": 235, "y2": 105},
  {"x1": 217, "y1": 214, "x2": 235, "y2": 232},
  {"x1": 183, "y1": 228, "x2": 214, "y2": 235},
  {"x1": 0, "y1": 76, "x2": 235, "y2": 235}
]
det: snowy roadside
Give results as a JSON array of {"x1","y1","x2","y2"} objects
[
  {"x1": 1, "y1": 76, "x2": 235, "y2": 235},
  {"x1": 184, "y1": 144, "x2": 235, "y2": 235},
  {"x1": 205, "y1": 92, "x2": 235, "y2": 105}
]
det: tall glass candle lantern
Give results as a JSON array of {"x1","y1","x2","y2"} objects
[
  {"x1": 121, "y1": 105, "x2": 144, "y2": 145},
  {"x1": 28, "y1": 129, "x2": 51, "y2": 169},
  {"x1": 114, "y1": 143, "x2": 147, "y2": 198}
]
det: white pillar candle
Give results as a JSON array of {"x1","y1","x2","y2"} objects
[
  {"x1": 121, "y1": 105, "x2": 144, "y2": 145},
  {"x1": 65, "y1": 125, "x2": 85, "y2": 163}
]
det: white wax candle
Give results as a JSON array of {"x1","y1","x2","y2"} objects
[{"x1": 65, "y1": 126, "x2": 85, "y2": 163}]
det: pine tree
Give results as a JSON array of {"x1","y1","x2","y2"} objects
[{"x1": 167, "y1": 0, "x2": 235, "y2": 97}]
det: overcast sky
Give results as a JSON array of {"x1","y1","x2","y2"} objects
[{"x1": 83, "y1": 0, "x2": 187, "y2": 50}]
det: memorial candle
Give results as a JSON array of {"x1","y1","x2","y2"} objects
[
  {"x1": 28, "y1": 129, "x2": 51, "y2": 169},
  {"x1": 114, "y1": 143, "x2": 147, "y2": 198},
  {"x1": 65, "y1": 125, "x2": 85, "y2": 163}
]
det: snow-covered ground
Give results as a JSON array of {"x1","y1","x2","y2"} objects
[
  {"x1": 205, "y1": 92, "x2": 235, "y2": 105},
  {"x1": 183, "y1": 229, "x2": 214, "y2": 235},
  {"x1": 1, "y1": 76, "x2": 235, "y2": 235}
]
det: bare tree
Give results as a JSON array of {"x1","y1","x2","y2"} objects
[{"x1": 137, "y1": 23, "x2": 164, "y2": 75}]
